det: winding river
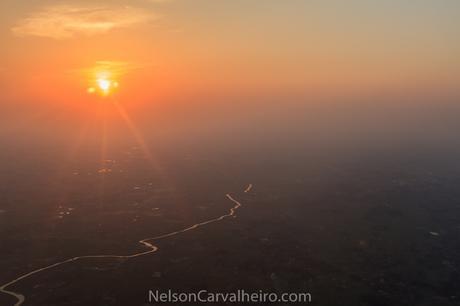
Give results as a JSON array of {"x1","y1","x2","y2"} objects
[{"x1": 0, "y1": 184, "x2": 252, "y2": 306}]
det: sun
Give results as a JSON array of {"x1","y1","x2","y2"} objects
[
  {"x1": 87, "y1": 71, "x2": 119, "y2": 97},
  {"x1": 97, "y1": 78, "x2": 111, "y2": 92}
]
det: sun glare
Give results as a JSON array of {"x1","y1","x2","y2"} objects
[
  {"x1": 87, "y1": 69, "x2": 120, "y2": 97},
  {"x1": 98, "y1": 78, "x2": 111, "y2": 92}
]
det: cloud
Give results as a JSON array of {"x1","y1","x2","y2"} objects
[
  {"x1": 72, "y1": 60, "x2": 153, "y2": 80},
  {"x1": 87, "y1": 61, "x2": 145, "y2": 76},
  {"x1": 12, "y1": 5, "x2": 155, "y2": 39}
]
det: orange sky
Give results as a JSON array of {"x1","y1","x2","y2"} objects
[{"x1": 0, "y1": 0, "x2": 459, "y2": 112}]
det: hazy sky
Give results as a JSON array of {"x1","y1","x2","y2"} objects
[
  {"x1": 1, "y1": 0, "x2": 460, "y2": 160},
  {"x1": 0, "y1": 0, "x2": 459, "y2": 109}
]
